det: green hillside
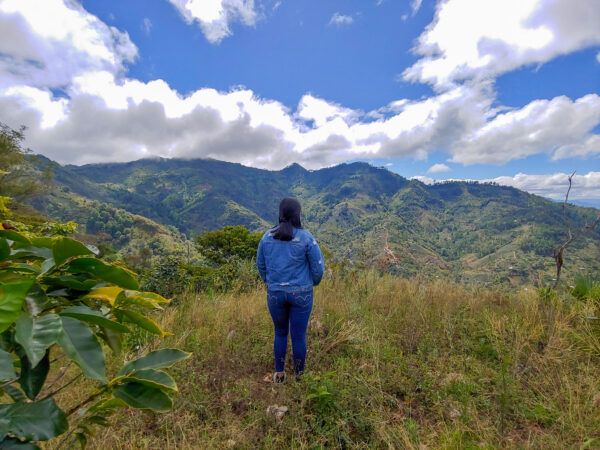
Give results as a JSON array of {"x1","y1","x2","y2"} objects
[{"x1": 30, "y1": 155, "x2": 600, "y2": 285}]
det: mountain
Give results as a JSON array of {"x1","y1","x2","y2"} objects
[{"x1": 29, "y1": 155, "x2": 600, "y2": 284}]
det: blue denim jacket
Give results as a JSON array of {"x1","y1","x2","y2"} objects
[{"x1": 256, "y1": 226, "x2": 324, "y2": 293}]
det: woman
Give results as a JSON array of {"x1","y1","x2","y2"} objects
[{"x1": 256, "y1": 198, "x2": 324, "y2": 383}]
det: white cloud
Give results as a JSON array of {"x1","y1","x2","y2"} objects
[
  {"x1": 142, "y1": 18, "x2": 152, "y2": 35},
  {"x1": 167, "y1": 0, "x2": 257, "y2": 44},
  {"x1": 0, "y1": 0, "x2": 137, "y2": 89},
  {"x1": 328, "y1": 13, "x2": 354, "y2": 27},
  {"x1": 488, "y1": 171, "x2": 600, "y2": 201},
  {"x1": 0, "y1": 0, "x2": 598, "y2": 174},
  {"x1": 427, "y1": 163, "x2": 450, "y2": 173},
  {"x1": 410, "y1": 0, "x2": 423, "y2": 16},
  {"x1": 412, "y1": 171, "x2": 600, "y2": 201},
  {"x1": 596, "y1": 51, "x2": 600, "y2": 63},
  {"x1": 404, "y1": 0, "x2": 600, "y2": 89},
  {"x1": 452, "y1": 94, "x2": 600, "y2": 164}
]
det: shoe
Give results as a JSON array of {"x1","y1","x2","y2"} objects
[{"x1": 272, "y1": 371, "x2": 286, "y2": 384}]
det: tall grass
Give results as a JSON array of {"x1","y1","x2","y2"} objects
[{"x1": 86, "y1": 270, "x2": 600, "y2": 449}]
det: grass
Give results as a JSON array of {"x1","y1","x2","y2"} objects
[{"x1": 73, "y1": 270, "x2": 599, "y2": 449}]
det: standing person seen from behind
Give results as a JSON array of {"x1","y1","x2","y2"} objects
[{"x1": 256, "y1": 198, "x2": 325, "y2": 383}]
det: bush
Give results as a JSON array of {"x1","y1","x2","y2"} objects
[{"x1": 0, "y1": 226, "x2": 190, "y2": 448}]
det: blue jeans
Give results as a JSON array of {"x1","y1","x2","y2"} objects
[{"x1": 267, "y1": 289, "x2": 313, "y2": 375}]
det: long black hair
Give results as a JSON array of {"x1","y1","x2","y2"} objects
[{"x1": 272, "y1": 197, "x2": 302, "y2": 241}]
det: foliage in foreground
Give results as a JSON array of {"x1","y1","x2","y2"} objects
[
  {"x1": 0, "y1": 226, "x2": 190, "y2": 448},
  {"x1": 87, "y1": 270, "x2": 600, "y2": 449}
]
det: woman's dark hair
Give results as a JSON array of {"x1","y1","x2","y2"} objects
[{"x1": 272, "y1": 197, "x2": 302, "y2": 241}]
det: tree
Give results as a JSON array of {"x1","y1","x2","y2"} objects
[{"x1": 195, "y1": 225, "x2": 262, "y2": 265}]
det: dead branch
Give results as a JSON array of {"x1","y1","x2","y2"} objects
[{"x1": 552, "y1": 171, "x2": 600, "y2": 288}]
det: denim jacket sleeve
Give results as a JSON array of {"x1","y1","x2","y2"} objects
[
  {"x1": 256, "y1": 238, "x2": 267, "y2": 283},
  {"x1": 306, "y1": 235, "x2": 324, "y2": 286}
]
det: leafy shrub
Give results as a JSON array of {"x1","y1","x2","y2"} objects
[
  {"x1": 571, "y1": 275, "x2": 600, "y2": 301},
  {"x1": 0, "y1": 226, "x2": 190, "y2": 448},
  {"x1": 195, "y1": 225, "x2": 261, "y2": 266}
]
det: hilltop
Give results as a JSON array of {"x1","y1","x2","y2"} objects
[{"x1": 29, "y1": 155, "x2": 600, "y2": 284}]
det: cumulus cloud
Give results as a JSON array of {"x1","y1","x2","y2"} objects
[
  {"x1": 0, "y1": 0, "x2": 137, "y2": 89},
  {"x1": 488, "y1": 171, "x2": 600, "y2": 201},
  {"x1": 328, "y1": 13, "x2": 354, "y2": 27},
  {"x1": 0, "y1": 0, "x2": 598, "y2": 174},
  {"x1": 452, "y1": 94, "x2": 600, "y2": 164},
  {"x1": 427, "y1": 163, "x2": 450, "y2": 173},
  {"x1": 167, "y1": 0, "x2": 257, "y2": 44},
  {"x1": 412, "y1": 172, "x2": 600, "y2": 201},
  {"x1": 403, "y1": 0, "x2": 600, "y2": 89}
]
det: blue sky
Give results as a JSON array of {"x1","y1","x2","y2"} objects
[{"x1": 0, "y1": 0, "x2": 599, "y2": 202}]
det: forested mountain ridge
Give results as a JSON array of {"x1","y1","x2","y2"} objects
[{"x1": 29, "y1": 155, "x2": 600, "y2": 284}]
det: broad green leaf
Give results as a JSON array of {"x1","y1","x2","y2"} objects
[
  {"x1": 2, "y1": 384, "x2": 27, "y2": 402},
  {"x1": 58, "y1": 316, "x2": 106, "y2": 383},
  {"x1": 116, "y1": 290, "x2": 170, "y2": 309},
  {"x1": 119, "y1": 348, "x2": 191, "y2": 375},
  {"x1": 0, "y1": 397, "x2": 68, "y2": 441},
  {"x1": 59, "y1": 305, "x2": 130, "y2": 333},
  {"x1": 0, "y1": 348, "x2": 16, "y2": 381},
  {"x1": 15, "y1": 314, "x2": 62, "y2": 368},
  {"x1": 1, "y1": 263, "x2": 40, "y2": 275},
  {"x1": 52, "y1": 237, "x2": 94, "y2": 266},
  {"x1": 40, "y1": 257, "x2": 55, "y2": 274},
  {"x1": 113, "y1": 382, "x2": 173, "y2": 411},
  {"x1": 0, "y1": 230, "x2": 30, "y2": 244},
  {"x1": 116, "y1": 309, "x2": 167, "y2": 336},
  {"x1": 64, "y1": 258, "x2": 139, "y2": 290},
  {"x1": 98, "y1": 326, "x2": 122, "y2": 355},
  {"x1": 24, "y1": 284, "x2": 49, "y2": 316},
  {"x1": 0, "y1": 238, "x2": 9, "y2": 260},
  {"x1": 18, "y1": 350, "x2": 49, "y2": 400},
  {"x1": 83, "y1": 286, "x2": 123, "y2": 306},
  {"x1": 9, "y1": 246, "x2": 52, "y2": 260},
  {"x1": 29, "y1": 237, "x2": 56, "y2": 249},
  {"x1": 43, "y1": 275, "x2": 97, "y2": 291},
  {"x1": 118, "y1": 368, "x2": 177, "y2": 392},
  {"x1": 0, "y1": 278, "x2": 34, "y2": 333},
  {"x1": 88, "y1": 397, "x2": 127, "y2": 414}
]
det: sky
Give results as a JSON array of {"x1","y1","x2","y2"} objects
[{"x1": 0, "y1": 0, "x2": 599, "y2": 204}]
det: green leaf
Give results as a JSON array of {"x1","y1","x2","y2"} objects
[
  {"x1": 59, "y1": 305, "x2": 130, "y2": 333},
  {"x1": 112, "y1": 382, "x2": 173, "y2": 411},
  {"x1": 88, "y1": 397, "x2": 127, "y2": 414},
  {"x1": 24, "y1": 284, "x2": 49, "y2": 317},
  {"x1": 98, "y1": 327, "x2": 122, "y2": 355},
  {"x1": 0, "y1": 230, "x2": 31, "y2": 244},
  {"x1": 119, "y1": 348, "x2": 191, "y2": 375},
  {"x1": 0, "y1": 348, "x2": 16, "y2": 381},
  {"x1": 18, "y1": 350, "x2": 49, "y2": 400},
  {"x1": 1, "y1": 263, "x2": 41, "y2": 275},
  {"x1": 9, "y1": 246, "x2": 53, "y2": 261},
  {"x1": 115, "y1": 290, "x2": 170, "y2": 309},
  {"x1": 58, "y1": 316, "x2": 106, "y2": 383},
  {"x1": 63, "y1": 258, "x2": 139, "y2": 290},
  {"x1": 0, "y1": 397, "x2": 68, "y2": 441},
  {"x1": 2, "y1": 385, "x2": 27, "y2": 402},
  {"x1": 0, "y1": 278, "x2": 34, "y2": 333},
  {"x1": 0, "y1": 238, "x2": 9, "y2": 260},
  {"x1": 116, "y1": 309, "x2": 166, "y2": 336},
  {"x1": 43, "y1": 275, "x2": 97, "y2": 291},
  {"x1": 118, "y1": 368, "x2": 177, "y2": 392},
  {"x1": 52, "y1": 237, "x2": 94, "y2": 266},
  {"x1": 82, "y1": 286, "x2": 123, "y2": 306},
  {"x1": 14, "y1": 314, "x2": 62, "y2": 368}
]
